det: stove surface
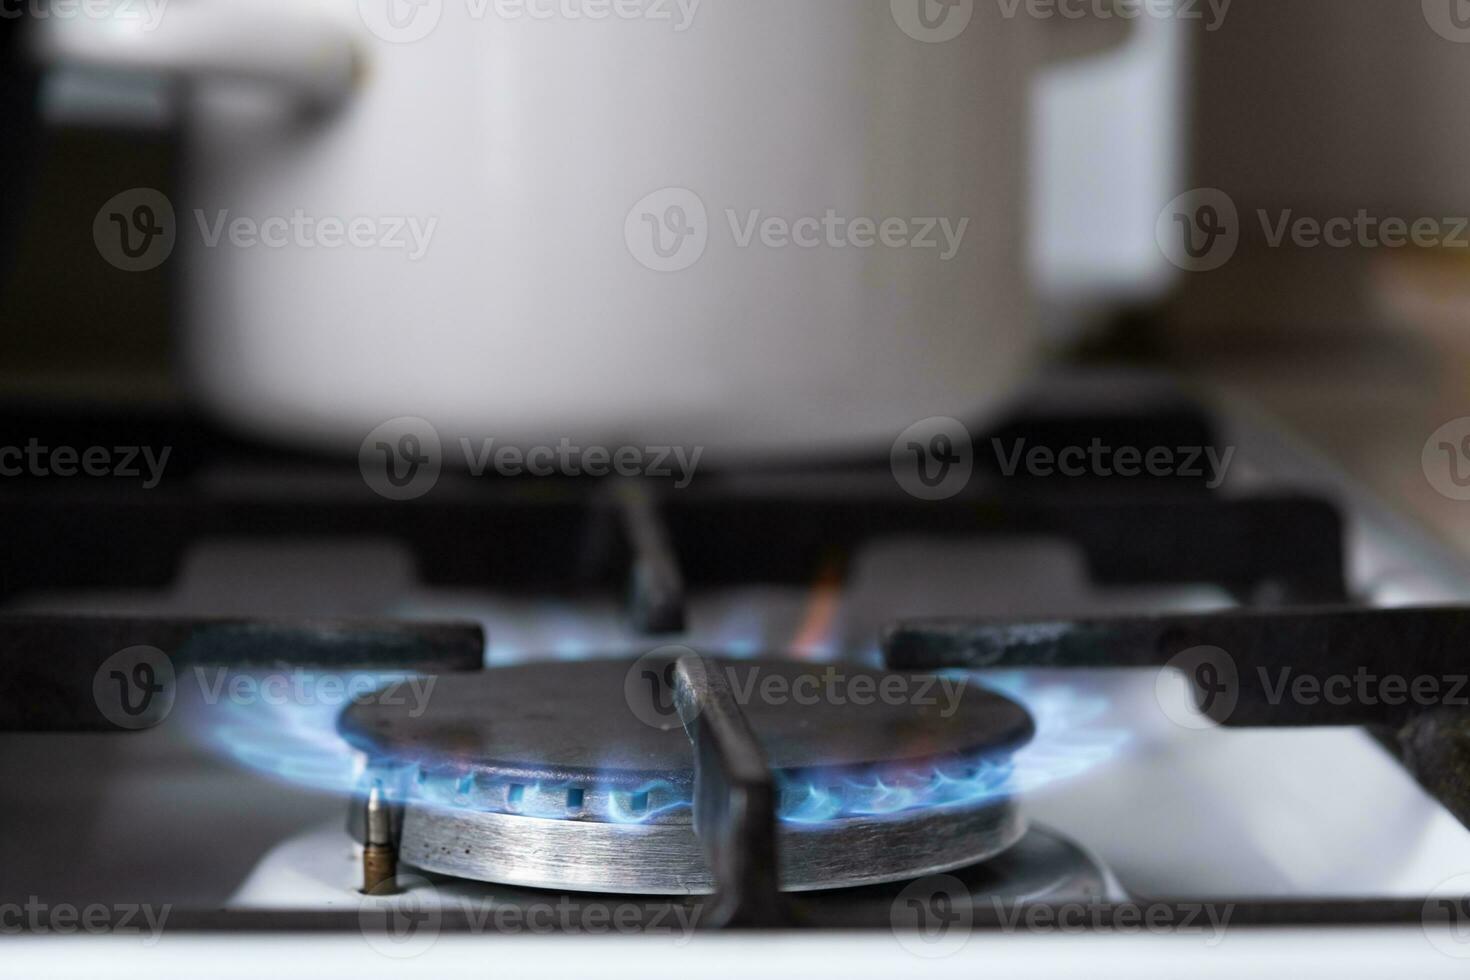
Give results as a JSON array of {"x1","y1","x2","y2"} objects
[{"x1": 4, "y1": 378, "x2": 1470, "y2": 976}]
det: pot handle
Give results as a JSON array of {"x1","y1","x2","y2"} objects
[
  {"x1": 28, "y1": 1, "x2": 360, "y2": 111},
  {"x1": 1039, "y1": 0, "x2": 1137, "y2": 63}
]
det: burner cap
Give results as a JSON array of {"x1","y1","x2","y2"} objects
[
  {"x1": 339, "y1": 657, "x2": 1034, "y2": 894},
  {"x1": 340, "y1": 657, "x2": 1032, "y2": 788}
]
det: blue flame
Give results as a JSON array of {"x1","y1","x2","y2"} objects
[
  {"x1": 776, "y1": 757, "x2": 1016, "y2": 824},
  {"x1": 411, "y1": 767, "x2": 691, "y2": 824},
  {"x1": 197, "y1": 682, "x2": 382, "y2": 798},
  {"x1": 774, "y1": 672, "x2": 1128, "y2": 823},
  {"x1": 193, "y1": 664, "x2": 1127, "y2": 827},
  {"x1": 983, "y1": 670, "x2": 1131, "y2": 794},
  {"x1": 603, "y1": 780, "x2": 691, "y2": 823}
]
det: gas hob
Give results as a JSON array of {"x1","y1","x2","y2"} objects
[{"x1": 4, "y1": 373, "x2": 1470, "y2": 976}]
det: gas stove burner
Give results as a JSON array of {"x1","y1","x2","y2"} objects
[{"x1": 340, "y1": 657, "x2": 1035, "y2": 894}]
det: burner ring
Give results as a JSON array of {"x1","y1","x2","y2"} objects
[
  {"x1": 340, "y1": 657, "x2": 1034, "y2": 892},
  {"x1": 402, "y1": 795, "x2": 1024, "y2": 895}
]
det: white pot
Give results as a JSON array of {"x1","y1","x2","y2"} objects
[{"x1": 39, "y1": 0, "x2": 1128, "y2": 460}]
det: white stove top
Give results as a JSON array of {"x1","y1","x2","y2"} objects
[{"x1": 6, "y1": 409, "x2": 1470, "y2": 974}]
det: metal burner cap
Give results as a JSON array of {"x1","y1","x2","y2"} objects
[{"x1": 339, "y1": 657, "x2": 1033, "y2": 790}]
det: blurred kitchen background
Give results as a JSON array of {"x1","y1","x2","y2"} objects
[{"x1": 3, "y1": 0, "x2": 1469, "y2": 544}]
